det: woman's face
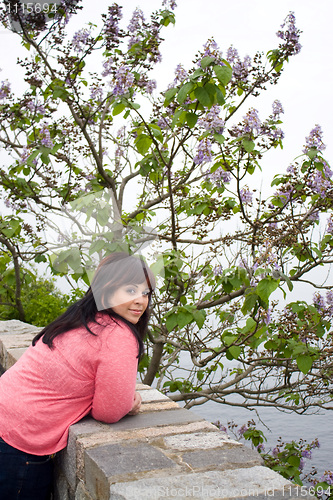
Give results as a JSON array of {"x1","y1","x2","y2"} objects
[{"x1": 108, "y1": 282, "x2": 150, "y2": 324}]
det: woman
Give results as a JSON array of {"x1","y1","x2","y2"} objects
[{"x1": 0, "y1": 252, "x2": 155, "y2": 500}]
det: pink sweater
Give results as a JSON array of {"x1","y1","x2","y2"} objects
[{"x1": 0, "y1": 313, "x2": 139, "y2": 455}]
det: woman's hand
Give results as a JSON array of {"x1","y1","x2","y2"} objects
[{"x1": 127, "y1": 391, "x2": 142, "y2": 415}]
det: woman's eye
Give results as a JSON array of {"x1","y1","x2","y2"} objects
[{"x1": 126, "y1": 288, "x2": 136, "y2": 294}]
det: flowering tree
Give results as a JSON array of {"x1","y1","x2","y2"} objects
[{"x1": 0, "y1": 1, "x2": 332, "y2": 414}]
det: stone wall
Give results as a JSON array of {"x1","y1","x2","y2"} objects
[{"x1": 0, "y1": 320, "x2": 314, "y2": 499}]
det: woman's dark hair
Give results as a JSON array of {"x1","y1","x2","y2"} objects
[{"x1": 32, "y1": 252, "x2": 155, "y2": 357}]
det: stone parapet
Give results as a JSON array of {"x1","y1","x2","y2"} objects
[{"x1": 0, "y1": 320, "x2": 314, "y2": 499}]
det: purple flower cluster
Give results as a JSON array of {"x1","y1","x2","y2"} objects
[
  {"x1": 0, "y1": 80, "x2": 11, "y2": 100},
  {"x1": 197, "y1": 106, "x2": 225, "y2": 134},
  {"x1": 240, "y1": 187, "x2": 253, "y2": 205},
  {"x1": 102, "y1": 57, "x2": 114, "y2": 77},
  {"x1": 174, "y1": 64, "x2": 189, "y2": 84},
  {"x1": 26, "y1": 99, "x2": 46, "y2": 115},
  {"x1": 103, "y1": 3, "x2": 122, "y2": 46},
  {"x1": 40, "y1": 123, "x2": 53, "y2": 148},
  {"x1": 112, "y1": 65, "x2": 135, "y2": 97},
  {"x1": 226, "y1": 46, "x2": 252, "y2": 83},
  {"x1": 276, "y1": 11, "x2": 302, "y2": 56},
  {"x1": 326, "y1": 215, "x2": 333, "y2": 235},
  {"x1": 303, "y1": 124, "x2": 326, "y2": 154},
  {"x1": 272, "y1": 100, "x2": 284, "y2": 118},
  {"x1": 19, "y1": 146, "x2": 30, "y2": 165},
  {"x1": 72, "y1": 29, "x2": 90, "y2": 53},
  {"x1": 127, "y1": 7, "x2": 145, "y2": 50},
  {"x1": 308, "y1": 161, "x2": 332, "y2": 198},
  {"x1": 193, "y1": 139, "x2": 213, "y2": 165},
  {"x1": 162, "y1": 0, "x2": 177, "y2": 10},
  {"x1": 206, "y1": 166, "x2": 231, "y2": 187},
  {"x1": 200, "y1": 38, "x2": 224, "y2": 66},
  {"x1": 231, "y1": 108, "x2": 261, "y2": 138},
  {"x1": 313, "y1": 291, "x2": 333, "y2": 318},
  {"x1": 144, "y1": 79, "x2": 157, "y2": 95},
  {"x1": 319, "y1": 471, "x2": 333, "y2": 486},
  {"x1": 213, "y1": 265, "x2": 223, "y2": 276},
  {"x1": 90, "y1": 85, "x2": 103, "y2": 102}
]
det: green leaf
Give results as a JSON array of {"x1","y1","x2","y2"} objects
[
  {"x1": 227, "y1": 345, "x2": 242, "y2": 359},
  {"x1": 186, "y1": 112, "x2": 198, "y2": 128},
  {"x1": 135, "y1": 135, "x2": 153, "y2": 155},
  {"x1": 192, "y1": 309, "x2": 206, "y2": 329},
  {"x1": 177, "y1": 82, "x2": 195, "y2": 104},
  {"x1": 194, "y1": 87, "x2": 212, "y2": 107},
  {"x1": 242, "y1": 139, "x2": 255, "y2": 153},
  {"x1": 256, "y1": 278, "x2": 279, "y2": 302},
  {"x1": 214, "y1": 65, "x2": 232, "y2": 86},
  {"x1": 164, "y1": 87, "x2": 177, "y2": 104},
  {"x1": 200, "y1": 56, "x2": 215, "y2": 69},
  {"x1": 165, "y1": 313, "x2": 178, "y2": 332},
  {"x1": 113, "y1": 102, "x2": 126, "y2": 116},
  {"x1": 296, "y1": 355, "x2": 313, "y2": 374}
]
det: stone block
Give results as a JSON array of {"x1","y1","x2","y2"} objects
[
  {"x1": 85, "y1": 442, "x2": 178, "y2": 500},
  {"x1": 139, "y1": 401, "x2": 180, "y2": 412},
  {"x1": 108, "y1": 466, "x2": 304, "y2": 499},
  {"x1": 181, "y1": 445, "x2": 263, "y2": 470},
  {"x1": 138, "y1": 388, "x2": 170, "y2": 403},
  {"x1": 77, "y1": 421, "x2": 218, "y2": 450},
  {"x1": 107, "y1": 408, "x2": 204, "y2": 432},
  {"x1": 162, "y1": 431, "x2": 241, "y2": 450}
]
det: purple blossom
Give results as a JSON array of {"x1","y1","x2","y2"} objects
[
  {"x1": 112, "y1": 65, "x2": 135, "y2": 97},
  {"x1": 276, "y1": 11, "x2": 302, "y2": 56},
  {"x1": 301, "y1": 449, "x2": 312, "y2": 459},
  {"x1": 193, "y1": 139, "x2": 213, "y2": 165},
  {"x1": 240, "y1": 187, "x2": 253, "y2": 205},
  {"x1": 303, "y1": 124, "x2": 326, "y2": 154},
  {"x1": 40, "y1": 123, "x2": 53, "y2": 148},
  {"x1": 90, "y1": 85, "x2": 103, "y2": 102},
  {"x1": 272, "y1": 100, "x2": 284, "y2": 118},
  {"x1": 199, "y1": 38, "x2": 224, "y2": 66},
  {"x1": 128, "y1": 7, "x2": 145, "y2": 33},
  {"x1": 162, "y1": 0, "x2": 177, "y2": 10},
  {"x1": 0, "y1": 80, "x2": 11, "y2": 100},
  {"x1": 226, "y1": 46, "x2": 239, "y2": 64},
  {"x1": 264, "y1": 308, "x2": 272, "y2": 325},
  {"x1": 313, "y1": 292, "x2": 325, "y2": 310},
  {"x1": 26, "y1": 100, "x2": 46, "y2": 115},
  {"x1": 197, "y1": 105, "x2": 225, "y2": 134},
  {"x1": 127, "y1": 7, "x2": 145, "y2": 50},
  {"x1": 19, "y1": 146, "x2": 30, "y2": 165},
  {"x1": 287, "y1": 164, "x2": 297, "y2": 175},
  {"x1": 232, "y1": 55, "x2": 252, "y2": 83},
  {"x1": 319, "y1": 471, "x2": 333, "y2": 486},
  {"x1": 103, "y1": 3, "x2": 122, "y2": 46},
  {"x1": 157, "y1": 116, "x2": 170, "y2": 129},
  {"x1": 232, "y1": 108, "x2": 262, "y2": 138},
  {"x1": 238, "y1": 424, "x2": 248, "y2": 436},
  {"x1": 72, "y1": 29, "x2": 90, "y2": 53},
  {"x1": 173, "y1": 64, "x2": 188, "y2": 84},
  {"x1": 145, "y1": 79, "x2": 157, "y2": 94},
  {"x1": 213, "y1": 265, "x2": 223, "y2": 276},
  {"x1": 102, "y1": 57, "x2": 114, "y2": 77},
  {"x1": 206, "y1": 166, "x2": 231, "y2": 186},
  {"x1": 308, "y1": 168, "x2": 331, "y2": 198}
]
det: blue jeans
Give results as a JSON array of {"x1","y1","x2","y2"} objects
[{"x1": 0, "y1": 438, "x2": 54, "y2": 500}]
